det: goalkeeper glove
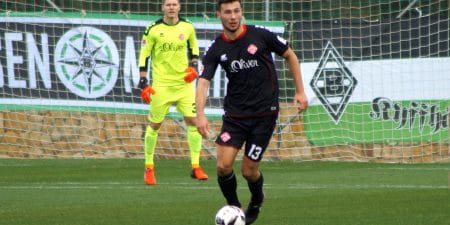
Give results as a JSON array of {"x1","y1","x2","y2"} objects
[
  {"x1": 184, "y1": 61, "x2": 198, "y2": 83},
  {"x1": 138, "y1": 77, "x2": 155, "y2": 104}
]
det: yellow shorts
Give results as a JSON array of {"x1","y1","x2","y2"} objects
[{"x1": 148, "y1": 84, "x2": 196, "y2": 123}]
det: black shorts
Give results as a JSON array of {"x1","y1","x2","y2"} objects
[{"x1": 215, "y1": 114, "x2": 278, "y2": 162}]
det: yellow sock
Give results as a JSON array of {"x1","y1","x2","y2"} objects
[
  {"x1": 144, "y1": 126, "x2": 158, "y2": 167},
  {"x1": 187, "y1": 126, "x2": 202, "y2": 166},
  {"x1": 192, "y1": 164, "x2": 200, "y2": 169}
]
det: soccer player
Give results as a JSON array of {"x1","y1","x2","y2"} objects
[
  {"x1": 196, "y1": 0, "x2": 308, "y2": 224},
  {"x1": 138, "y1": 0, "x2": 208, "y2": 185}
]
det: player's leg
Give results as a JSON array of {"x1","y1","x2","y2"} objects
[
  {"x1": 215, "y1": 116, "x2": 247, "y2": 208},
  {"x1": 242, "y1": 114, "x2": 277, "y2": 224},
  {"x1": 144, "y1": 121, "x2": 162, "y2": 185},
  {"x1": 241, "y1": 158, "x2": 264, "y2": 225},
  {"x1": 144, "y1": 122, "x2": 163, "y2": 168},
  {"x1": 184, "y1": 116, "x2": 208, "y2": 180},
  {"x1": 144, "y1": 86, "x2": 171, "y2": 185},
  {"x1": 177, "y1": 84, "x2": 208, "y2": 180},
  {"x1": 241, "y1": 158, "x2": 264, "y2": 201},
  {"x1": 217, "y1": 144, "x2": 241, "y2": 207}
]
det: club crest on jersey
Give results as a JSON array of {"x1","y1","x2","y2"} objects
[
  {"x1": 178, "y1": 34, "x2": 185, "y2": 41},
  {"x1": 220, "y1": 132, "x2": 231, "y2": 142},
  {"x1": 141, "y1": 39, "x2": 146, "y2": 47},
  {"x1": 247, "y1": 44, "x2": 258, "y2": 55}
]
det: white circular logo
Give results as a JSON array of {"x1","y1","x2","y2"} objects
[{"x1": 54, "y1": 27, "x2": 119, "y2": 98}]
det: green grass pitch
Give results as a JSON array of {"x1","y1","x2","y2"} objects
[{"x1": 0, "y1": 159, "x2": 449, "y2": 225}]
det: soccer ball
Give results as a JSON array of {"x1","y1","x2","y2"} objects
[{"x1": 215, "y1": 205, "x2": 245, "y2": 225}]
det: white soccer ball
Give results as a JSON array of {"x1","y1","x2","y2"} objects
[{"x1": 215, "y1": 205, "x2": 245, "y2": 225}]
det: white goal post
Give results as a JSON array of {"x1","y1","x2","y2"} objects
[{"x1": 0, "y1": 0, "x2": 449, "y2": 162}]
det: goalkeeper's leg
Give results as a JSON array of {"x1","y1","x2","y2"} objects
[
  {"x1": 144, "y1": 87, "x2": 170, "y2": 185},
  {"x1": 179, "y1": 83, "x2": 209, "y2": 180},
  {"x1": 185, "y1": 117, "x2": 208, "y2": 180},
  {"x1": 144, "y1": 125, "x2": 159, "y2": 185}
]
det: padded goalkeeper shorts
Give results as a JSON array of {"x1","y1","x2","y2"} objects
[{"x1": 148, "y1": 84, "x2": 196, "y2": 123}]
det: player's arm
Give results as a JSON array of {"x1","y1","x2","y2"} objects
[
  {"x1": 138, "y1": 31, "x2": 153, "y2": 78},
  {"x1": 138, "y1": 27, "x2": 155, "y2": 103},
  {"x1": 196, "y1": 40, "x2": 219, "y2": 137},
  {"x1": 260, "y1": 27, "x2": 308, "y2": 111},
  {"x1": 187, "y1": 23, "x2": 200, "y2": 62},
  {"x1": 184, "y1": 25, "x2": 201, "y2": 83},
  {"x1": 195, "y1": 46, "x2": 219, "y2": 138},
  {"x1": 195, "y1": 78, "x2": 211, "y2": 138},
  {"x1": 282, "y1": 47, "x2": 308, "y2": 112}
]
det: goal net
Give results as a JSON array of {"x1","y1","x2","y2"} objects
[{"x1": 0, "y1": 0, "x2": 449, "y2": 162}]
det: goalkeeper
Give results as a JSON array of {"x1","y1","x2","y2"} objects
[{"x1": 138, "y1": 0, "x2": 208, "y2": 185}]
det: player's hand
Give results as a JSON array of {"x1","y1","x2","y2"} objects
[
  {"x1": 294, "y1": 92, "x2": 308, "y2": 112},
  {"x1": 196, "y1": 115, "x2": 211, "y2": 139},
  {"x1": 184, "y1": 67, "x2": 198, "y2": 83},
  {"x1": 141, "y1": 85, "x2": 156, "y2": 104},
  {"x1": 138, "y1": 77, "x2": 156, "y2": 104}
]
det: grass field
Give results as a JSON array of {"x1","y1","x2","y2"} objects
[{"x1": 0, "y1": 159, "x2": 449, "y2": 225}]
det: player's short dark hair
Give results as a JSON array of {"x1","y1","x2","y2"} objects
[
  {"x1": 216, "y1": 0, "x2": 241, "y2": 11},
  {"x1": 163, "y1": 0, "x2": 180, "y2": 4}
]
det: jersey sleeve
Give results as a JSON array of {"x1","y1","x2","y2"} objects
[
  {"x1": 138, "y1": 24, "x2": 155, "y2": 71},
  {"x1": 187, "y1": 24, "x2": 200, "y2": 58},
  {"x1": 200, "y1": 42, "x2": 219, "y2": 81},
  {"x1": 262, "y1": 28, "x2": 289, "y2": 56}
]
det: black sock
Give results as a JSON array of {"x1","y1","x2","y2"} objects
[
  {"x1": 218, "y1": 171, "x2": 241, "y2": 208},
  {"x1": 247, "y1": 172, "x2": 264, "y2": 205}
]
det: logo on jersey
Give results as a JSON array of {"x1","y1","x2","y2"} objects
[
  {"x1": 277, "y1": 36, "x2": 287, "y2": 46},
  {"x1": 158, "y1": 42, "x2": 184, "y2": 52},
  {"x1": 178, "y1": 33, "x2": 185, "y2": 41},
  {"x1": 220, "y1": 132, "x2": 231, "y2": 142},
  {"x1": 229, "y1": 59, "x2": 259, "y2": 73},
  {"x1": 310, "y1": 41, "x2": 357, "y2": 124},
  {"x1": 204, "y1": 40, "x2": 216, "y2": 56},
  {"x1": 220, "y1": 54, "x2": 228, "y2": 62},
  {"x1": 247, "y1": 44, "x2": 258, "y2": 55}
]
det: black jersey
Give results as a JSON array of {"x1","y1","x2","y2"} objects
[{"x1": 200, "y1": 25, "x2": 289, "y2": 117}]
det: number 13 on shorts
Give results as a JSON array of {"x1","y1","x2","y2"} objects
[{"x1": 247, "y1": 144, "x2": 263, "y2": 160}]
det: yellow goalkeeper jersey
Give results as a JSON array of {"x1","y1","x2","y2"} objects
[{"x1": 139, "y1": 18, "x2": 199, "y2": 86}]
